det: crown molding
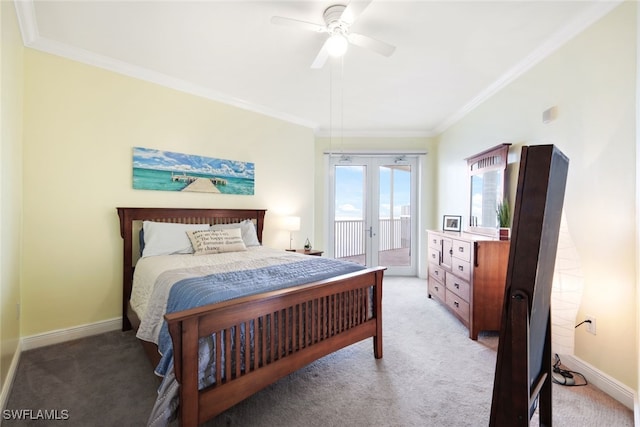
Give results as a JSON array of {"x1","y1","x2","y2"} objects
[
  {"x1": 14, "y1": 0, "x2": 621, "y2": 138},
  {"x1": 13, "y1": 1, "x2": 319, "y2": 131},
  {"x1": 30, "y1": 37, "x2": 319, "y2": 130},
  {"x1": 434, "y1": 0, "x2": 623, "y2": 135},
  {"x1": 14, "y1": 0, "x2": 38, "y2": 44},
  {"x1": 10, "y1": 0, "x2": 445, "y2": 138},
  {"x1": 315, "y1": 129, "x2": 436, "y2": 138}
]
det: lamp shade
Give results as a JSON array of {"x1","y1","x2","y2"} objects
[
  {"x1": 283, "y1": 216, "x2": 300, "y2": 231},
  {"x1": 551, "y1": 212, "x2": 584, "y2": 356}
]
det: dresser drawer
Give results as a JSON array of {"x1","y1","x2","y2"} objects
[
  {"x1": 428, "y1": 233, "x2": 442, "y2": 250},
  {"x1": 429, "y1": 264, "x2": 445, "y2": 283},
  {"x1": 445, "y1": 272, "x2": 470, "y2": 302},
  {"x1": 428, "y1": 247, "x2": 441, "y2": 265},
  {"x1": 451, "y1": 258, "x2": 471, "y2": 282},
  {"x1": 428, "y1": 279, "x2": 446, "y2": 302},
  {"x1": 445, "y1": 289, "x2": 470, "y2": 323},
  {"x1": 452, "y1": 239, "x2": 472, "y2": 262}
]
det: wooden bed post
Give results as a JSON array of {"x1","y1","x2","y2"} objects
[
  {"x1": 117, "y1": 207, "x2": 134, "y2": 331},
  {"x1": 373, "y1": 268, "x2": 384, "y2": 359},
  {"x1": 178, "y1": 318, "x2": 199, "y2": 427}
]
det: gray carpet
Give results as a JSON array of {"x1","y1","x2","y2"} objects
[{"x1": 4, "y1": 277, "x2": 633, "y2": 426}]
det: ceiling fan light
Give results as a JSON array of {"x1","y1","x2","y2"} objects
[{"x1": 326, "y1": 34, "x2": 348, "y2": 57}]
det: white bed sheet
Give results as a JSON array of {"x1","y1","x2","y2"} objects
[{"x1": 131, "y1": 246, "x2": 308, "y2": 344}]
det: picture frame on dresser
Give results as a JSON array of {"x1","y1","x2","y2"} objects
[{"x1": 442, "y1": 215, "x2": 462, "y2": 232}]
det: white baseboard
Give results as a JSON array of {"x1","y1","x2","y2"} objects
[
  {"x1": 634, "y1": 392, "x2": 639, "y2": 426},
  {"x1": 0, "y1": 344, "x2": 22, "y2": 422},
  {"x1": 21, "y1": 317, "x2": 121, "y2": 351},
  {"x1": 561, "y1": 354, "x2": 635, "y2": 410}
]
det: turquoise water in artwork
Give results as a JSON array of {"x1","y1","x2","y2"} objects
[
  {"x1": 133, "y1": 168, "x2": 255, "y2": 195},
  {"x1": 132, "y1": 147, "x2": 255, "y2": 195}
]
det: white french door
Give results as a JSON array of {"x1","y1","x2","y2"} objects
[{"x1": 327, "y1": 154, "x2": 418, "y2": 275}]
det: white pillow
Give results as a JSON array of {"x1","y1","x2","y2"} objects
[
  {"x1": 141, "y1": 221, "x2": 209, "y2": 257},
  {"x1": 211, "y1": 220, "x2": 260, "y2": 246},
  {"x1": 187, "y1": 228, "x2": 247, "y2": 255}
]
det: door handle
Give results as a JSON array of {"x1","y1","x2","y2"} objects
[{"x1": 368, "y1": 226, "x2": 376, "y2": 237}]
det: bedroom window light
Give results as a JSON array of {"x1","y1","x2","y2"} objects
[{"x1": 283, "y1": 216, "x2": 301, "y2": 250}]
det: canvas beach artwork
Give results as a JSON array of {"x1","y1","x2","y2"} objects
[{"x1": 133, "y1": 147, "x2": 255, "y2": 195}]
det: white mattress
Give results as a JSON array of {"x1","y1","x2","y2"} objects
[{"x1": 131, "y1": 246, "x2": 307, "y2": 344}]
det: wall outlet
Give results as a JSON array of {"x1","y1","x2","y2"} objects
[{"x1": 586, "y1": 315, "x2": 596, "y2": 335}]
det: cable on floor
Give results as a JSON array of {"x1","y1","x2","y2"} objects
[{"x1": 552, "y1": 353, "x2": 588, "y2": 386}]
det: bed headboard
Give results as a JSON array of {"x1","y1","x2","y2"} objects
[{"x1": 116, "y1": 207, "x2": 267, "y2": 331}]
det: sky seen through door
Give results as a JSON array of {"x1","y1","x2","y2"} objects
[{"x1": 335, "y1": 165, "x2": 410, "y2": 220}]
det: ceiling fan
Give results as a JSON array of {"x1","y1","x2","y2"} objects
[{"x1": 271, "y1": 1, "x2": 396, "y2": 69}]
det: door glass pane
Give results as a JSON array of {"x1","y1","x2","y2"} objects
[
  {"x1": 334, "y1": 165, "x2": 366, "y2": 266},
  {"x1": 378, "y1": 164, "x2": 411, "y2": 267}
]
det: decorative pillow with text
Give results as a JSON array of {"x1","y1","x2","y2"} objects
[{"x1": 187, "y1": 228, "x2": 247, "y2": 255}]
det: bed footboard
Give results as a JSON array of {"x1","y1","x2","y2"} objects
[{"x1": 166, "y1": 266, "x2": 385, "y2": 427}]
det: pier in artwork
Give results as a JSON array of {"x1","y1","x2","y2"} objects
[{"x1": 171, "y1": 172, "x2": 226, "y2": 193}]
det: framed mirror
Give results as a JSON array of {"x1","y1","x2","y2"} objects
[{"x1": 466, "y1": 143, "x2": 511, "y2": 236}]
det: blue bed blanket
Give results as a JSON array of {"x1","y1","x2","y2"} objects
[
  {"x1": 155, "y1": 257, "x2": 365, "y2": 377},
  {"x1": 147, "y1": 254, "x2": 365, "y2": 426}
]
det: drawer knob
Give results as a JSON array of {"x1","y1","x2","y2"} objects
[
  {"x1": 458, "y1": 247, "x2": 464, "y2": 252},
  {"x1": 435, "y1": 286, "x2": 439, "y2": 291},
  {"x1": 454, "y1": 283, "x2": 460, "y2": 289},
  {"x1": 454, "y1": 301, "x2": 459, "y2": 308},
  {"x1": 458, "y1": 265, "x2": 464, "y2": 271}
]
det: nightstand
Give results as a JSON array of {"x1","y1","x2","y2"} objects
[{"x1": 286, "y1": 249, "x2": 323, "y2": 256}]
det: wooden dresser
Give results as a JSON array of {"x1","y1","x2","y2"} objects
[{"x1": 427, "y1": 230, "x2": 510, "y2": 339}]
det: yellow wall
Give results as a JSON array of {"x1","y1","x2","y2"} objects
[
  {"x1": 21, "y1": 49, "x2": 316, "y2": 336},
  {"x1": 0, "y1": 0, "x2": 24, "y2": 390},
  {"x1": 437, "y1": 3, "x2": 637, "y2": 387}
]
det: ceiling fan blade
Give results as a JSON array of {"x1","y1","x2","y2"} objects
[
  {"x1": 348, "y1": 32, "x2": 395, "y2": 57},
  {"x1": 270, "y1": 16, "x2": 326, "y2": 33},
  {"x1": 311, "y1": 39, "x2": 331, "y2": 69},
  {"x1": 340, "y1": 0, "x2": 373, "y2": 26}
]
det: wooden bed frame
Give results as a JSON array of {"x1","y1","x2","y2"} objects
[{"x1": 117, "y1": 207, "x2": 385, "y2": 427}]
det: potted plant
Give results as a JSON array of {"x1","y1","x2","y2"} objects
[{"x1": 496, "y1": 199, "x2": 511, "y2": 240}]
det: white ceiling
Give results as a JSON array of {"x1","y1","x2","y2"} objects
[{"x1": 14, "y1": 1, "x2": 620, "y2": 137}]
